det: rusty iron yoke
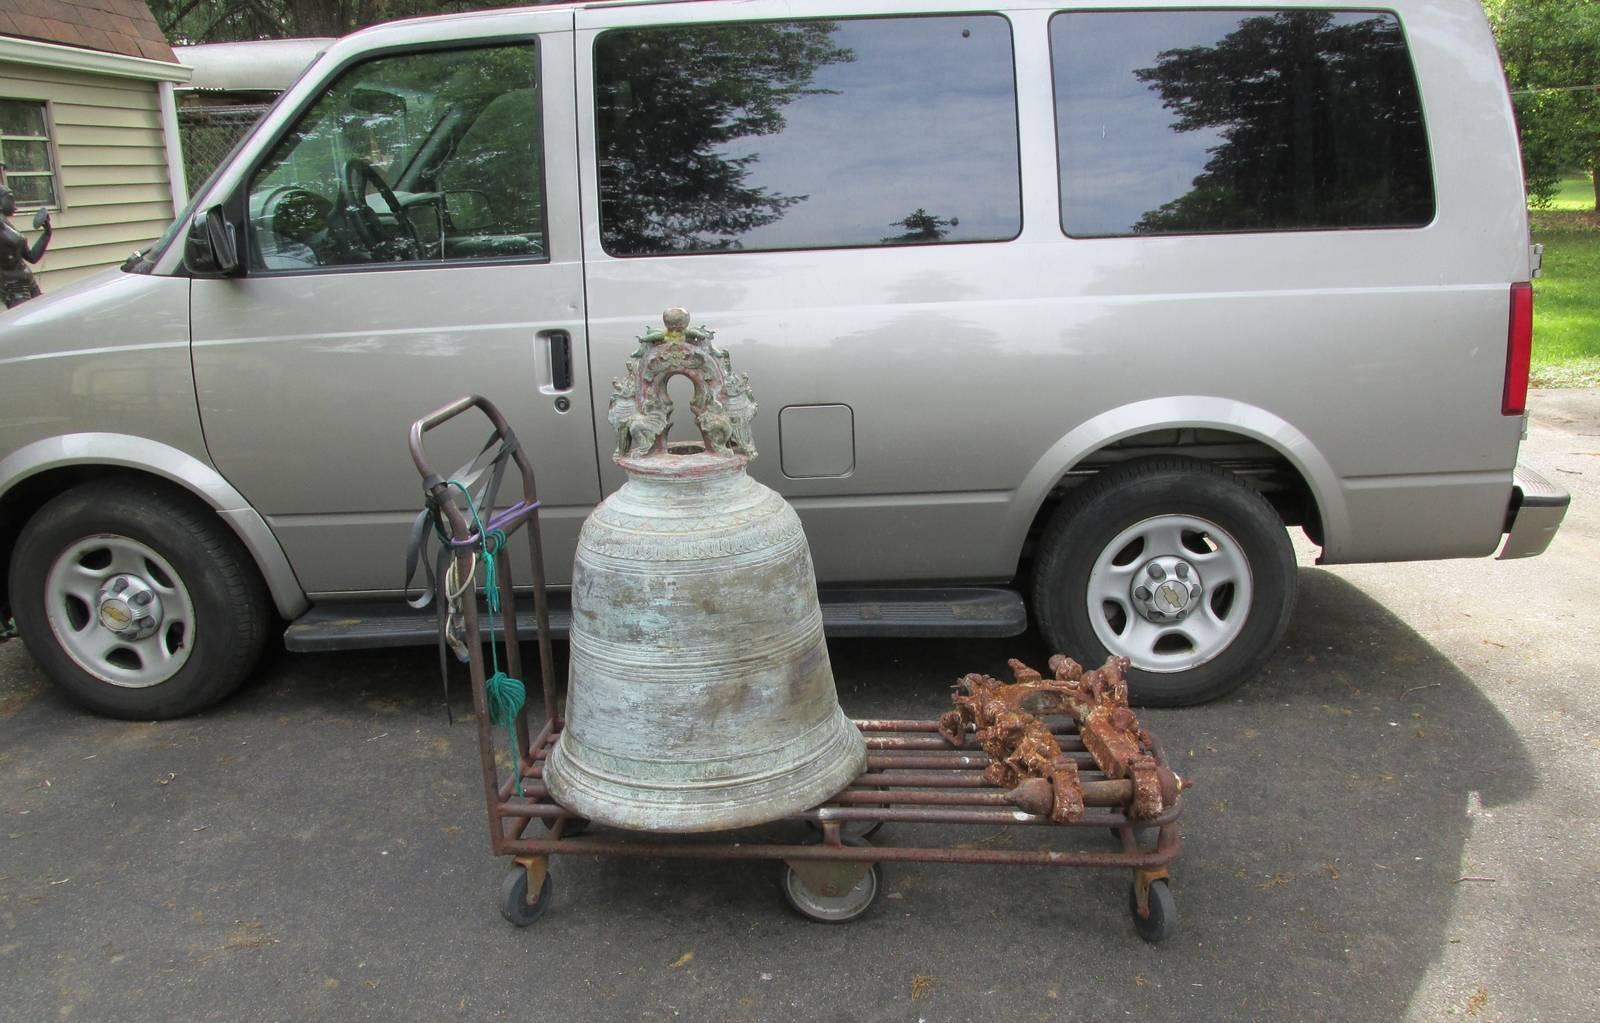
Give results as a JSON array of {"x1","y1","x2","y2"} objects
[
  {"x1": 938, "y1": 655, "x2": 1184, "y2": 824},
  {"x1": 500, "y1": 714, "x2": 1183, "y2": 865}
]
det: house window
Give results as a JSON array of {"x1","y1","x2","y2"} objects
[{"x1": 0, "y1": 99, "x2": 59, "y2": 209}]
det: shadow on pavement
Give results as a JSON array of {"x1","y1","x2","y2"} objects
[{"x1": 0, "y1": 566, "x2": 1534, "y2": 1022}]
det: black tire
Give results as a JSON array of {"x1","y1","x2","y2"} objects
[
  {"x1": 1130, "y1": 878, "x2": 1177, "y2": 943},
  {"x1": 500, "y1": 867, "x2": 553, "y2": 927},
  {"x1": 1032, "y1": 457, "x2": 1295, "y2": 706},
  {"x1": 8, "y1": 478, "x2": 271, "y2": 719}
]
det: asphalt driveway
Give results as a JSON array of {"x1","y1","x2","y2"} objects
[{"x1": 2, "y1": 390, "x2": 1596, "y2": 1022}]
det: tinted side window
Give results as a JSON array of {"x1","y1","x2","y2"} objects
[
  {"x1": 594, "y1": 16, "x2": 1020, "y2": 256},
  {"x1": 1051, "y1": 10, "x2": 1434, "y2": 237}
]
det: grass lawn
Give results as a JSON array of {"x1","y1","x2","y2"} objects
[
  {"x1": 1529, "y1": 174, "x2": 1600, "y2": 388},
  {"x1": 1544, "y1": 173, "x2": 1598, "y2": 212}
]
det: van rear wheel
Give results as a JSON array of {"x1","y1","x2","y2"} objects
[
  {"x1": 1031, "y1": 457, "x2": 1295, "y2": 706},
  {"x1": 8, "y1": 479, "x2": 271, "y2": 719}
]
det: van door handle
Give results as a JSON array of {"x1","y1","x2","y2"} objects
[{"x1": 543, "y1": 330, "x2": 573, "y2": 392}]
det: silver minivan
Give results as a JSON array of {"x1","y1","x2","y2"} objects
[{"x1": 0, "y1": 0, "x2": 1567, "y2": 719}]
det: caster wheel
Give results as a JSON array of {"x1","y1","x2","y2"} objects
[
  {"x1": 805, "y1": 786, "x2": 886, "y2": 840},
  {"x1": 782, "y1": 836, "x2": 881, "y2": 924},
  {"x1": 542, "y1": 815, "x2": 590, "y2": 837},
  {"x1": 805, "y1": 817, "x2": 882, "y2": 840},
  {"x1": 500, "y1": 867, "x2": 553, "y2": 927},
  {"x1": 1129, "y1": 878, "x2": 1176, "y2": 943}
]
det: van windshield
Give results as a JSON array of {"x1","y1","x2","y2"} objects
[{"x1": 130, "y1": 48, "x2": 328, "y2": 275}]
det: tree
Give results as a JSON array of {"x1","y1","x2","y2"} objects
[
  {"x1": 592, "y1": 23, "x2": 853, "y2": 254},
  {"x1": 1130, "y1": 11, "x2": 1431, "y2": 234},
  {"x1": 1485, "y1": 0, "x2": 1600, "y2": 209},
  {"x1": 149, "y1": 1, "x2": 526, "y2": 44},
  {"x1": 882, "y1": 209, "x2": 958, "y2": 244}
]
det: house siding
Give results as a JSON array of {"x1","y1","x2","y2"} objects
[{"x1": 2, "y1": 60, "x2": 176, "y2": 291}]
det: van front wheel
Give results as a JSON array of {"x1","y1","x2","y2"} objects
[
  {"x1": 8, "y1": 479, "x2": 271, "y2": 719},
  {"x1": 1031, "y1": 458, "x2": 1295, "y2": 706}
]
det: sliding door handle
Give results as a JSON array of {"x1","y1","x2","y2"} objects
[{"x1": 542, "y1": 329, "x2": 573, "y2": 392}]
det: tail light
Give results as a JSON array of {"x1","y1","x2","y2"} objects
[{"x1": 1503, "y1": 282, "x2": 1533, "y2": 416}]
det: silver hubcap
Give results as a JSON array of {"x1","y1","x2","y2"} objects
[
  {"x1": 1086, "y1": 514, "x2": 1252, "y2": 673},
  {"x1": 44, "y1": 535, "x2": 195, "y2": 688}
]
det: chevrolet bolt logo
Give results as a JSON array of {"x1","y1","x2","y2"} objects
[
  {"x1": 1155, "y1": 582, "x2": 1188, "y2": 613},
  {"x1": 99, "y1": 602, "x2": 132, "y2": 630}
]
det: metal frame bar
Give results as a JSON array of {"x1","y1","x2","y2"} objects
[{"x1": 487, "y1": 720, "x2": 1183, "y2": 869}]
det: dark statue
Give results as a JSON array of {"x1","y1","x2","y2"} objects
[{"x1": 1, "y1": 185, "x2": 52, "y2": 309}]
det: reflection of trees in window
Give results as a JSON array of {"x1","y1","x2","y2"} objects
[
  {"x1": 595, "y1": 22, "x2": 853, "y2": 254},
  {"x1": 396, "y1": 48, "x2": 542, "y2": 234},
  {"x1": 882, "y1": 209, "x2": 959, "y2": 244},
  {"x1": 1131, "y1": 12, "x2": 1432, "y2": 234},
  {"x1": 250, "y1": 45, "x2": 544, "y2": 267},
  {"x1": 436, "y1": 87, "x2": 542, "y2": 232}
]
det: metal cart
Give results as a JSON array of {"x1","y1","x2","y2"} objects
[{"x1": 408, "y1": 396, "x2": 1185, "y2": 941}]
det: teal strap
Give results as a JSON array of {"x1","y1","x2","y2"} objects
[{"x1": 445, "y1": 481, "x2": 527, "y2": 796}]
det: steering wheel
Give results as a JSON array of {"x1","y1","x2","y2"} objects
[{"x1": 339, "y1": 158, "x2": 419, "y2": 260}]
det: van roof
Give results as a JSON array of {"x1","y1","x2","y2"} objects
[
  {"x1": 353, "y1": 0, "x2": 703, "y2": 33},
  {"x1": 349, "y1": 0, "x2": 1428, "y2": 38}
]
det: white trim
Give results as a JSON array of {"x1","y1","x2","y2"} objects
[
  {"x1": 157, "y1": 81, "x2": 187, "y2": 208},
  {"x1": 0, "y1": 36, "x2": 192, "y2": 83}
]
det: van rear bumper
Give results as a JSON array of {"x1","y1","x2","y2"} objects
[{"x1": 1498, "y1": 464, "x2": 1570, "y2": 559}]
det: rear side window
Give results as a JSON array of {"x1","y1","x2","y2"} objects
[
  {"x1": 1051, "y1": 10, "x2": 1434, "y2": 238},
  {"x1": 594, "y1": 15, "x2": 1021, "y2": 256}
]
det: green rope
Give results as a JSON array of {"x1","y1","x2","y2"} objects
[{"x1": 446, "y1": 482, "x2": 527, "y2": 796}]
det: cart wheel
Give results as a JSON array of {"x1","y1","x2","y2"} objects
[
  {"x1": 500, "y1": 867, "x2": 554, "y2": 927},
  {"x1": 1129, "y1": 878, "x2": 1176, "y2": 943},
  {"x1": 542, "y1": 815, "x2": 591, "y2": 837},
  {"x1": 805, "y1": 817, "x2": 881, "y2": 840},
  {"x1": 805, "y1": 785, "x2": 887, "y2": 839},
  {"x1": 782, "y1": 837, "x2": 881, "y2": 924}
]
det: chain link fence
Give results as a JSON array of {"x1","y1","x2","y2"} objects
[{"x1": 177, "y1": 104, "x2": 271, "y2": 194}]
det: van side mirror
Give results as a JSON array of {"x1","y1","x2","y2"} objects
[{"x1": 185, "y1": 205, "x2": 242, "y2": 276}]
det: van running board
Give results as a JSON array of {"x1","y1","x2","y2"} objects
[{"x1": 283, "y1": 587, "x2": 1029, "y2": 653}]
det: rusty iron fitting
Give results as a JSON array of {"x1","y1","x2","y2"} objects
[
  {"x1": 1049, "y1": 757, "x2": 1085, "y2": 822},
  {"x1": 1005, "y1": 777, "x2": 1055, "y2": 817},
  {"x1": 1128, "y1": 755, "x2": 1164, "y2": 819}
]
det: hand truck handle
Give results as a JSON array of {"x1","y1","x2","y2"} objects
[{"x1": 408, "y1": 394, "x2": 516, "y2": 484}]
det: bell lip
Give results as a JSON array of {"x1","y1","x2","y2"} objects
[
  {"x1": 543, "y1": 708, "x2": 868, "y2": 833},
  {"x1": 616, "y1": 443, "x2": 750, "y2": 480}
]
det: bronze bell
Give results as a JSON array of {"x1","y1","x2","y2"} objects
[{"x1": 543, "y1": 308, "x2": 866, "y2": 831}]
